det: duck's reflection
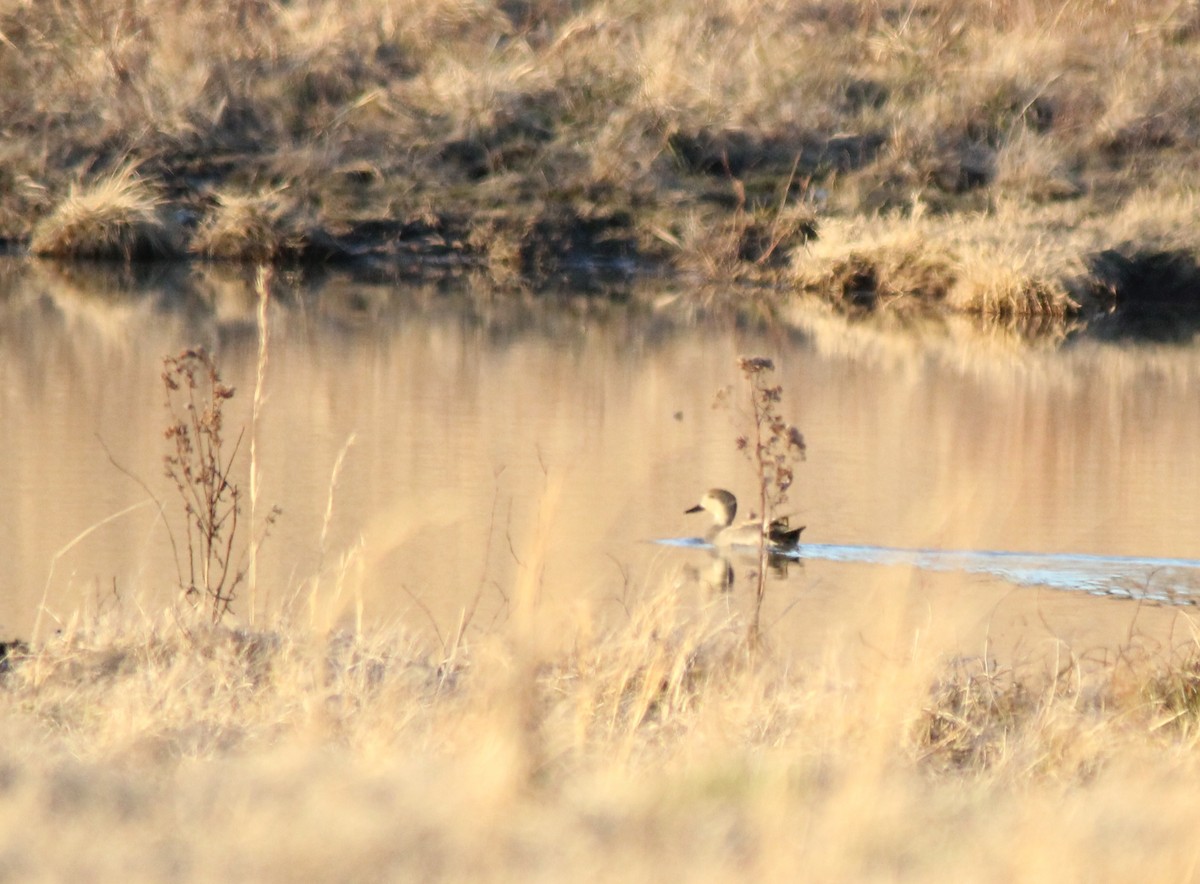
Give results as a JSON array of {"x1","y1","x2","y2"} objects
[{"x1": 683, "y1": 549, "x2": 802, "y2": 593}]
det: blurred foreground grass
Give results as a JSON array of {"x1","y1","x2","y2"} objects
[{"x1": 3, "y1": 575, "x2": 1200, "y2": 881}]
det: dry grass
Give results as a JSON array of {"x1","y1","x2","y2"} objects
[
  {"x1": 790, "y1": 193, "x2": 1200, "y2": 327},
  {"x1": 3, "y1": 582, "x2": 1200, "y2": 880},
  {"x1": 6, "y1": 0, "x2": 1200, "y2": 321},
  {"x1": 676, "y1": 204, "x2": 817, "y2": 280},
  {"x1": 950, "y1": 249, "x2": 1078, "y2": 319},
  {"x1": 28, "y1": 166, "x2": 180, "y2": 259},
  {"x1": 792, "y1": 219, "x2": 960, "y2": 312},
  {"x1": 190, "y1": 189, "x2": 307, "y2": 261}
]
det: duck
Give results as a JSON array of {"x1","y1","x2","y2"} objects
[{"x1": 685, "y1": 488, "x2": 805, "y2": 551}]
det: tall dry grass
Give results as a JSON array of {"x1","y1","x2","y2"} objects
[
  {"x1": 6, "y1": 0, "x2": 1200, "y2": 317},
  {"x1": 3, "y1": 569, "x2": 1200, "y2": 880}
]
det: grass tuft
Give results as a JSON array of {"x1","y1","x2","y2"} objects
[
  {"x1": 793, "y1": 222, "x2": 958, "y2": 312},
  {"x1": 950, "y1": 253, "x2": 1078, "y2": 318},
  {"x1": 1143, "y1": 652, "x2": 1200, "y2": 737},
  {"x1": 29, "y1": 167, "x2": 180, "y2": 260},
  {"x1": 190, "y1": 189, "x2": 309, "y2": 262}
]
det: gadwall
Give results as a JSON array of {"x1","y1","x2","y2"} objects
[{"x1": 685, "y1": 488, "x2": 805, "y2": 551}]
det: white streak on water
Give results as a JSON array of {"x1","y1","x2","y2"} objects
[{"x1": 656, "y1": 538, "x2": 1200, "y2": 605}]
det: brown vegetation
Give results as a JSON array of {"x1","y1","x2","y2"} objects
[
  {"x1": 2, "y1": 584, "x2": 1200, "y2": 879},
  {"x1": 28, "y1": 167, "x2": 180, "y2": 259},
  {"x1": 4, "y1": 0, "x2": 1200, "y2": 328},
  {"x1": 161, "y1": 347, "x2": 280, "y2": 623},
  {"x1": 189, "y1": 188, "x2": 309, "y2": 262}
]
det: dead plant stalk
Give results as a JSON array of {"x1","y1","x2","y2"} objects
[
  {"x1": 162, "y1": 347, "x2": 279, "y2": 624},
  {"x1": 735, "y1": 356, "x2": 806, "y2": 646}
]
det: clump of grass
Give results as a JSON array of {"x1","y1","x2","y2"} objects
[
  {"x1": 793, "y1": 222, "x2": 959, "y2": 312},
  {"x1": 678, "y1": 204, "x2": 817, "y2": 280},
  {"x1": 29, "y1": 167, "x2": 180, "y2": 260},
  {"x1": 914, "y1": 656, "x2": 1044, "y2": 772},
  {"x1": 189, "y1": 189, "x2": 309, "y2": 262},
  {"x1": 794, "y1": 214, "x2": 1086, "y2": 321},
  {"x1": 950, "y1": 256, "x2": 1078, "y2": 319},
  {"x1": 1141, "y1": 652, "x2": 1200, "y2": 736},
  {"x1": 911, "y1": 656, "x2": 1133, "y2": 787},
  {"x1": 162, "y1": 348, "x2": 280, "y2": 623},
  {"x1": 467, "y1": 215, "x2": 526, "y2": 288}
]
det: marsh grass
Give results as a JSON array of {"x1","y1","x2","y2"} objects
[
  {"x1": 189, "y1": 189, "x2": 308, "y2": 262},
  {"x1": 793, "y1": 222, "x2": 960, "y2": 312},
  {"x1": 9, "y1": 0, "x2": 1200, "y2": 326},
  {"x1": 677, "y1": 203, "x2": 817, "y2": 281},
  {"x1": 950, "y1": 255, "x2": 1078, "y2": 319},
  {"x1": 5, "y1": 580, "x2": 1200, "y2": 879},
  {"x1": 28, "y1": 166, "x2": 180, "y2": 259}
]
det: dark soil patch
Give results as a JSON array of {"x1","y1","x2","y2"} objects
[
  {"x1": 669, "y1": 127, "x2": 887, "y2": 180},
  {"x1": 516, "y1": 207, "x2": 640, "y2": 276},
  {"x1": 1083, "y1": 248, "x2": 1200, "y2": 340}
]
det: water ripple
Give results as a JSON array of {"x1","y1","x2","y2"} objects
[{"x1": 660, "y1": 538, "x2": 1200, "y2": 605}]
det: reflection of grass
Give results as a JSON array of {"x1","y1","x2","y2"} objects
[{"x1": 5, "y1": 585, "x2": 1200, "y2": 877}]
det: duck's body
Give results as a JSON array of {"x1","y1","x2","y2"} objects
[{"x1": 685, "y1": 489, "x2": 804, "y2": 551}]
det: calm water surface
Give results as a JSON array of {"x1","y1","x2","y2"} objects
[{"x1": 4, "y1": 260, "x2": 1200, "y2": 649}]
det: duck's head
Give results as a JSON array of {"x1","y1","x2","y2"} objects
[{"x1": 685, "y1": 488, "x2": 738, "y2": 527}]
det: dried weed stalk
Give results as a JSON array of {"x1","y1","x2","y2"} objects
[
  {"x1": 162, "y1": 348, "x2": 280, "y2": 623},
  {"x1": 719, "y1": 356, "x2": 807, "y2": 645}
]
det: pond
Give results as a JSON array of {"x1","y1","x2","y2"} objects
[{"x1": 4, "y1": 260, "x2": 1200, "y2": 663}]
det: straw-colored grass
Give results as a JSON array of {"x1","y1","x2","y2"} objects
[
  {"x1": 3, "y1": 583, "x2": 1200, "y2": 881},
  {"x1": 950, "y1": 250, "x2": 1078, "y2": 319},
  {"x1": 6, "y1": 0, "x2": 1200, "y2": 319},
  {"x1": 190, "y1": 189, "x2": 307, "y2": 261},
  {"x1": 29, "y1": 167, "x2": 180, "y2": 259},
  {"x1": 792, "y1": 220, "x2": 959, "y2": 312}
]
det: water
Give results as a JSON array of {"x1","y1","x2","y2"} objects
[
  {"x1": 661, "y1": 537, "x2": 1200, "y2": 605},
  {"x1": 4, "y1": 259, "x2": 1200, "y2": 651}
]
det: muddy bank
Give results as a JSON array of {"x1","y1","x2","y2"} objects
[{"x1": 13, "y1": 204, "x2": 1200, "y2": 342}]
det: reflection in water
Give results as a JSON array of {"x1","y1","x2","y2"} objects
[
  {"x1": 662, "y1": 536, "x2": 1200, "y2": 605},
  {"x1": 4, "y1": 258, "x2": 1200, "y2": 649},
  {"x1": 670, "y1": 540, "x2": 802, "y2": 593}
]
